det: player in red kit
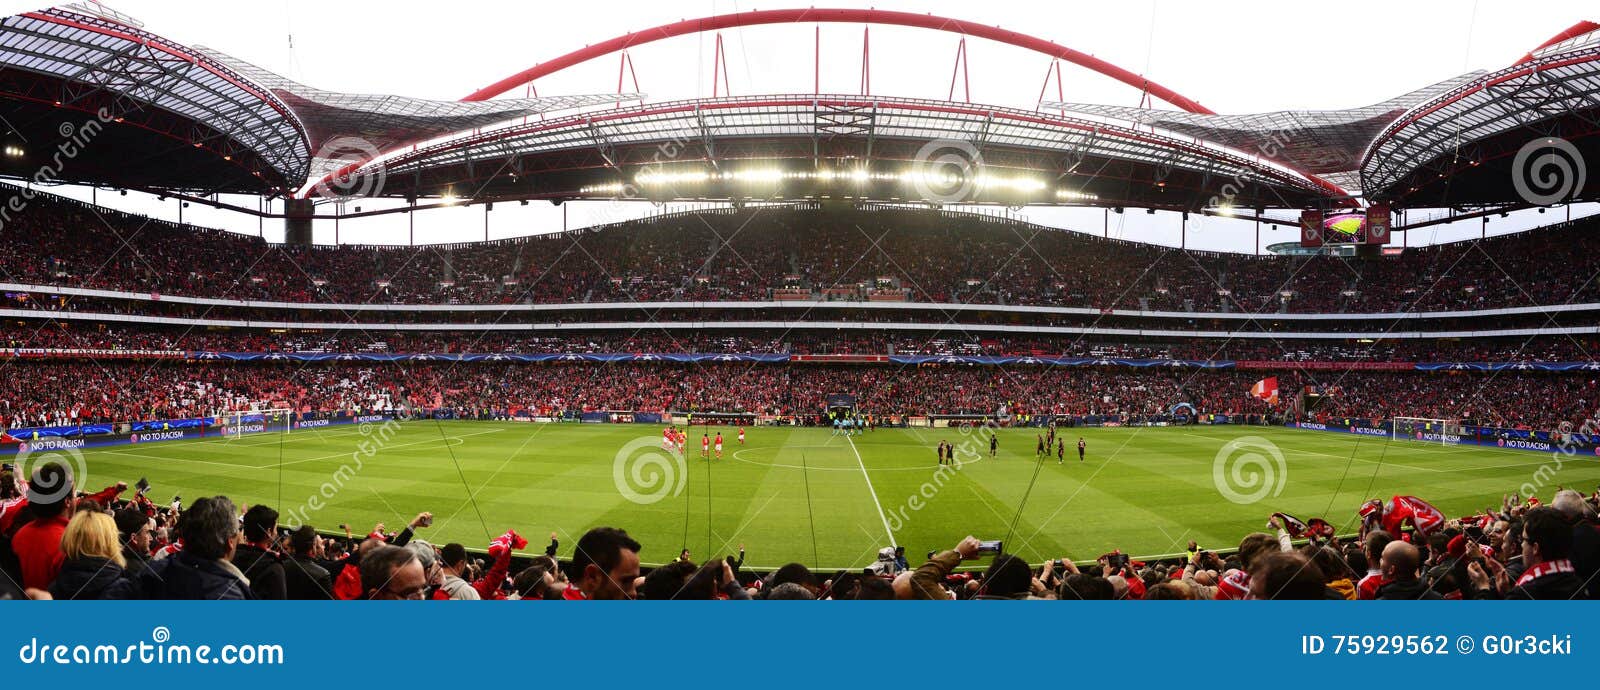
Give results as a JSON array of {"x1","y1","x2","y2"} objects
[
  {"x1": 738, "y1": 426, "x2": 746, "y2": 445},
  {"x1": 714, "y1": 432, "x2": 723, "y2": 459},
  {"x1": 701, "y1": 433, "x2": 710, "y2": 459}
]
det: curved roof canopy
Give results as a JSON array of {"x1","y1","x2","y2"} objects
[
  {"x1": 0, "y1": 3, "x2": 626, "y2": 194},
  {"x1": 1, "y1": 3, "x2": 1594, "y2": 212},
  {"x1": 0, "y1": 4, "x2": 308, "y2": 190},
  {"x1": 192, "y1": 47, "x2": 636, "y2": 192},
  {"x1": 1360, "y1": 26, "x2": 1600, "y2": 205},
  {"x1": 346, "y1": 95, "x2": 1330, "y2": 210},
  {"x1": 1042, "y1": 74, "x2": 1483, "y2": 197}
]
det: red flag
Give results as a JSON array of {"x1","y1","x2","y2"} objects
[
  {"x1": 1269, "y1": 512, "x2": 1336, "y2": 540},
  {"x1": 1250, "y1": 377, "x2": 1279, "y2": 405},
  {"x1": 1299, "y1": 210, "x2": 1324, "y2": 248},
  {"x1": 1306, "y1": 518, "x2": 1336, "y2": 539},
  {"x1": 1362, "y1": 495, "x2": 1446, "y2": 538},
  {"x1": 1270, "y1": 512, "x2": 1309, "y2": 537}
]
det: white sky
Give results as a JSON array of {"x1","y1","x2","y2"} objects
[{"x1": 5, "y1": 0, "x2": 1597, "y2": 250}]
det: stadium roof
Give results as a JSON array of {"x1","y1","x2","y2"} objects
[
  {"x1": 1040, "y1": 74, "x2": 1484, "y2": 196},
  {"x1": 191, "y1": 47, "x2": 637, "y2": 190},
  {"x1": 0, "y1": 3, "x2": 1594, "y2": 212},
  {"x1": 0, "y1": 3, "x2": 625, "y2": 194},
  {"x1": 1360, "y1": 25, "x2": 1600, "y2": 205},
  {"x1": 0, "y1": 4, "x2": 307, "y2": 190},
  {"x1": 344, "y1": 94, "x2": 1335, "y2": 211}
]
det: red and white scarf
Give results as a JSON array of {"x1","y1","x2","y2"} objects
[{"x1": 1515, "y1": 559, "x2": 1575, "y2": 587}]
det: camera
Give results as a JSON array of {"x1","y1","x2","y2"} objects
[{"x1": 977, "y1": 539, "x2": 1003, "y2": 555}]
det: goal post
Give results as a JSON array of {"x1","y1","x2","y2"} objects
[
  {"x1": 221, "y1": 408, "x2": 293, "y2": 440},
  {"x1": 1390, "y1": 417, "x2": 1463, "y2": 445}
]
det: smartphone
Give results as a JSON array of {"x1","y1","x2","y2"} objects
[{"x1": 977, "y1": 539, "x2": 1003, "y2": 555}]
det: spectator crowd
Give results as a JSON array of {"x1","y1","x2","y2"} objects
[
  {"x1": 6, "y1": 190, "x2": 1600, "y2": 314},
  {"x1": 3, "y1": 461, "x2": 1595, "y2": 601},
  {"x1": 1, "y1": 360, "x2": 1597, "y2": 433}
]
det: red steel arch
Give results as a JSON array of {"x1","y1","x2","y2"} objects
[
  {"x1": 1515, "y1": 20, "x2": 1599, "y2": 64},
  {"x1": 462, "y1": 7, "x2": 1215, "y2": 114}
]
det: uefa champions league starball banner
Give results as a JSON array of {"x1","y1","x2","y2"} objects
[
  {"x1": 0, "y1": 412, "x2": 398, "y2": 455},
  {"x1": 186, "y1": 351, "x2": 792, "y2": 364},
  {"x1": 1290, "y1": 420, "x2": 1599, "y2": 454}
]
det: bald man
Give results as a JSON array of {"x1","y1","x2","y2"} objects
[
  {"x1": 1376, "y1": 540, "x2": 1441, "y2": 600},
  {"x1": 1551, "y1": 489, "x2": 1600, "y2": 599}
]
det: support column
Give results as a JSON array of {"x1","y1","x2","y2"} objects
[{"x1": 284, "y1": 198, "x2": 315, "y2": 246}]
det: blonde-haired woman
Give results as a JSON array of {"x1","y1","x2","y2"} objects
[{"x1": 48, "y1": 511, "x2": 136, "y2": 600}]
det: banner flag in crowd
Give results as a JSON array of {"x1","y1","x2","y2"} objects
[{"x1": 1250, "y1": 376, "x2": 1279, "y2": 405}]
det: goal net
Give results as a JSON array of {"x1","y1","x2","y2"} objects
[
  {"x1": 1390, "y1": 417, "x2": 1464, "y2": 445},
  {"x1": 220, "y1": 408, "x2": 293, "y2": 440}
]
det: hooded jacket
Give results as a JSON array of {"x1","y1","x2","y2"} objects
[{"x1": 48, "y1": 556, "x2": 136, "y2": 600}]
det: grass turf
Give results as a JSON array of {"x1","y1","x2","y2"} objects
[{"x1": 74, "y1": 421, "x2": 1600, "y2": 570}]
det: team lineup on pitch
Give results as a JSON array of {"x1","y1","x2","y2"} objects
[{"x1": 71, "y1": 421, "x2": 1600, "y2": 569}]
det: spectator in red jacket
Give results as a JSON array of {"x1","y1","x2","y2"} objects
[
  {"x1": 1356, "y1": 531, "x2": 1394, "y2": 600},
  {"x1": 10, "y1": 463, "x2": 125, "y2": 589}
]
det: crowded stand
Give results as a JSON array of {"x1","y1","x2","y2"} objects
[
  {"x1": 0, "y1": 360, "x2": 1596, "y2": 432},
  {"x1": 14, "y1": 292, "x2": 1600, "y2": 336},
  {"x1": 7, "y1": 0, "x2": 1600, "y2": 652},
  {"x1": 5, "y1": 190, "x2": 1600, "y2": 314},
  {"x1": 7, "y1": 321, "x2": 1600, "y2": 363},
  {"x1": 2, "y1": 460, "x2": 1595, "y2": 600},
  {"x1": 4, "y1": 188, "x2": 1600, "y2": 605}
]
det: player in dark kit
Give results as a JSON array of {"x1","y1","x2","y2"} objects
[
  {"x1": 989, "y1": 434, "x2": 998, "y2": 457},
  {"x1": 1077, "y1": 437, "x2": 1086, "y2": 462},
  {"x1": 1035, "y1": 435, "x2": 1045, "y2": 459},
  {"x1": 1056, "y1": 438, "x2": 1064, "y2": 464}
]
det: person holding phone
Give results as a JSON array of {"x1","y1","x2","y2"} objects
[{"x1": 904, "y1": 535, "x2": 984, "y2": 600}]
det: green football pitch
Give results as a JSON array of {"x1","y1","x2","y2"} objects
[{"x1": 72, "y1": 422, "x2": 1600, "y2": 569}]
